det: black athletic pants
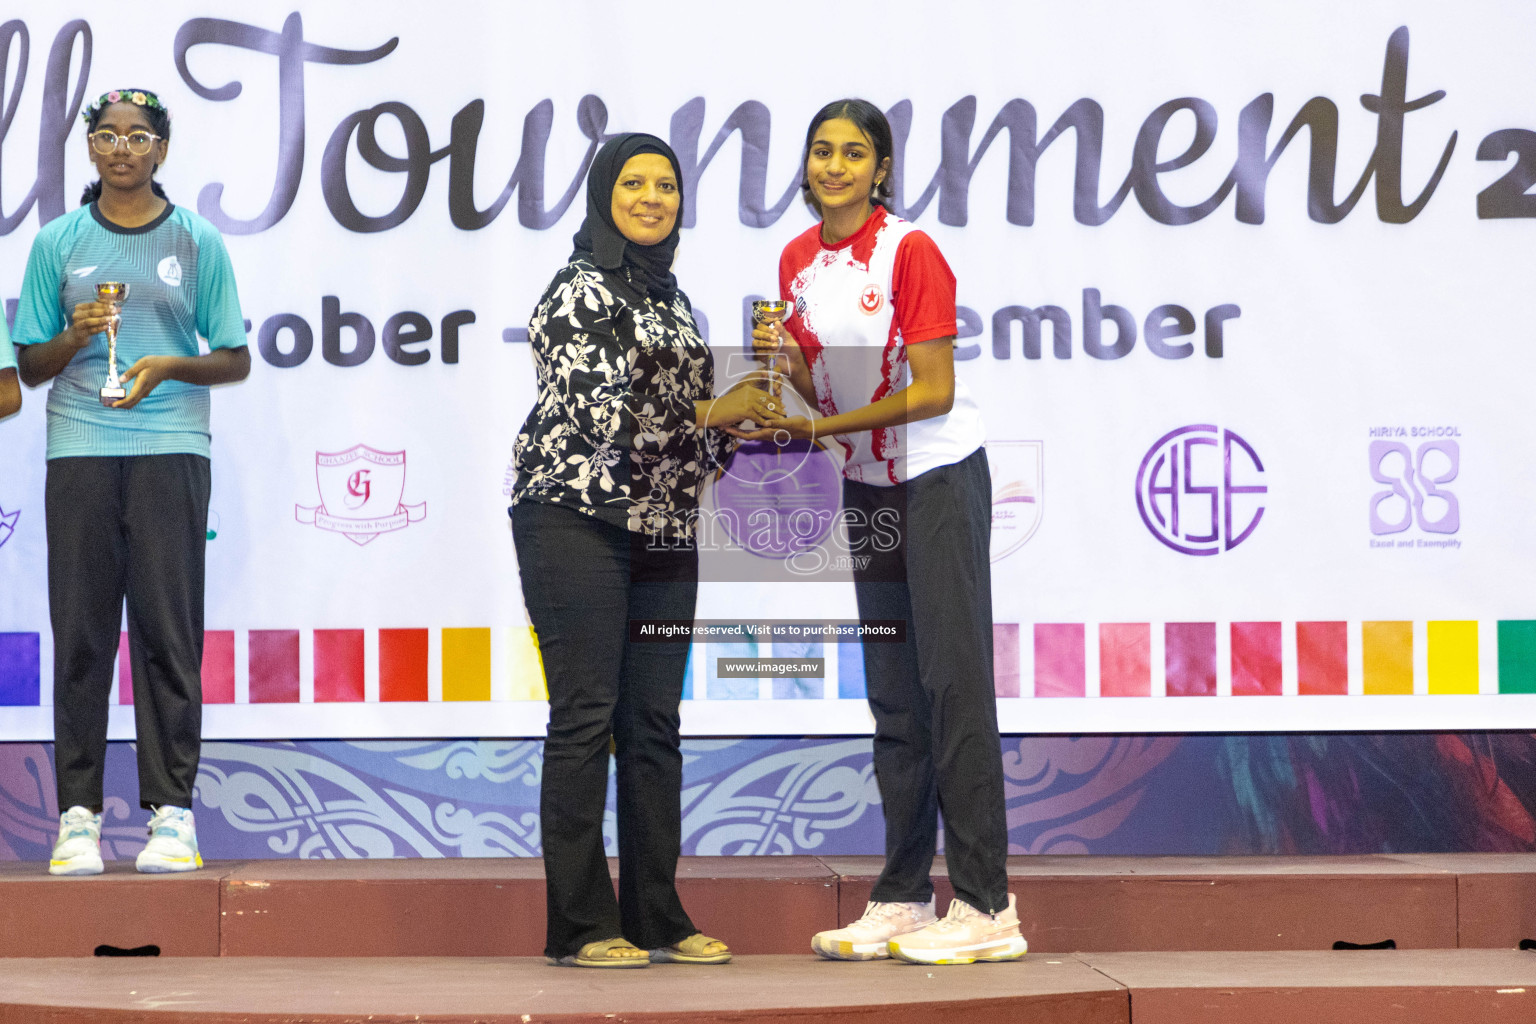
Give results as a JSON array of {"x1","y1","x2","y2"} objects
[
  {"x1": 843, "y1": 446, "x2": 1010, "y2": 913},
  {"x1": 512, "y1": 500, "x2": 699, "y2": 958},
  {"x1": 46, "y1": 454, "x2": 210, "y2": 812}
]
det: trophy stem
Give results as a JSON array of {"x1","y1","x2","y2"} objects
[
  {"x1": 749, "y1": 298, "x2": 791, "y2": 433},
  {"x1": 105, "y1": 321, "x2": 119, "y2": 386},
  {"x1": 97, "y1": 288, "x2": 128, "y2": 406}
]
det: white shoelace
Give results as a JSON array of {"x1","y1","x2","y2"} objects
[
  {"x1": 855, "y1": 901, "x2": 925, "y2": 926},
  {"x1": 147, "y1": 806, "x2": 188, "y2": 830},
  {"x1": 59, "y1": 807, "x2": 98, "y2": 839},
  {"x1": 927, "y1": 900, "x2": 988, "y2": 933}
]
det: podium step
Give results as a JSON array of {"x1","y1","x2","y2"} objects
[
  {"x1": 1, "y1": 854, "x2": 1533, "y2": 958},
  {"x1": 0, "y1": 951, "x2": 1530, "y2": 1023}
]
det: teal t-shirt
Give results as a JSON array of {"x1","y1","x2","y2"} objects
[
  {"x1": 12, "y1": 202, "x2": 247, "y2": 459},
  {"x1": 0, "y1": 315, "x2": 15, "y2": 374}
]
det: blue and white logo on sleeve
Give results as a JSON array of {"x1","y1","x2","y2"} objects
[{"x1": 157, "y1": 256, "x2": 183, "y2": 287}]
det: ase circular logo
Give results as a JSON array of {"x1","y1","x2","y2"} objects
[{"x1": 1134, "y1": 425, "x2": 1266, "y2": 556}]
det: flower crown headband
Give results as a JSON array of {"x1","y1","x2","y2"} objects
[{"x1": 79, "y1": 89, "x2": 168, "y2": 125}]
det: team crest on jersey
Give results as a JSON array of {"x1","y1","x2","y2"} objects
[
  {"x1": 858, "y1": 284, "x2": 884, "y2": 315},
  {"x1": 158, "y1": 256, "x2": 183, "y2": 287},
  {"x1": 295, "y1": 445, "x2": 427, "y2": 545}
]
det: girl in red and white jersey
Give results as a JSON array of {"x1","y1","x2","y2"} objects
[{"x1": 753, "y1": 99, "x2": 1025, "y2": 966}]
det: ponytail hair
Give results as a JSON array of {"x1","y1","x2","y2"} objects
[{"x1": 79, "y1": 88, "x2": 173, "y2": 207}]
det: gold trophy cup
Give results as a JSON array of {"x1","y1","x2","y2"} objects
[
  {"x1": 96, "y1": 281, "x2": 130, "y2": 407},
  {"x1": 750, "y1": 299, "x2": 790, "y2": 397},
  {"x1": 750, "y1": 299, "x2": 794, "y2": 445}
]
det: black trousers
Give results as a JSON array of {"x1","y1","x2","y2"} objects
[
  {"x1": 46, "y1": 454, "x2": 210, "y2": 812},
  {"x1": 843, "y1": 446, "x2": 1010, "y2": 913},
  {"x1": 512, "y1": 500, "x2": 699, "y2": 958}
]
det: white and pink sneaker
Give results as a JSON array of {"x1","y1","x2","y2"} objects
[
  {"x1": 811, "y1": 899, "x2": 937, "y2": 961},
  {"x1": 887, "y1": 893, "x2": 1028, "y2": 965}
]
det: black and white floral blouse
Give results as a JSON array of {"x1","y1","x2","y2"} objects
[{"x1": 511, "y1": 259, "x2": 734, "y2": 538}]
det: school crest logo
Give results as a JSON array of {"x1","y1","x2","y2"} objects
[
  {"x1": 985, "y1": 440, "x2": 1043, "y2": 562},
  {"x1": 295, "y1": 445, "x2": 426, "y2": 545},
  {"x1": 1135, "y1": 425, "x2": 1265, "y2": 556},
  {"x1": 157, "y1": 256, "x2": 183, "y2": 287}
]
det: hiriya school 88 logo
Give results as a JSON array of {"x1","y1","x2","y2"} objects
[{"x1": 1369, "y1": 438, "x2": 1459, "y2": 535}]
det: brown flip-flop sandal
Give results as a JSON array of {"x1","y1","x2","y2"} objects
[
  {"x1": 554, "y1": 937, "x2": 650, "y2": 968},
  {"x1": 649, "y1": 933, "x2": 732, "y2": 964}
]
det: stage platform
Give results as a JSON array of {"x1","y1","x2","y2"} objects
[
  {"x1": 1, "y1": 854, "x2": 1533, "y2": 1022},
  {"x1": 1, "y1": 853, "x2": 1531, "y2": 958},
  {"x1": 0, "y1": 951, "x2": 1532, "y2": 1023}
]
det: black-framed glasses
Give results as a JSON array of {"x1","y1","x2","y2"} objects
[{"x1": 88, "y1": 130, "x2": 161, "y2": 156}]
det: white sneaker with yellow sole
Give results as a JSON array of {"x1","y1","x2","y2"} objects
[
  {"x1": 49, "y1": 806, "x2": 104, "y2": 876},
  {"x1": 811, "y1": 899, "x2": 937, "y2": 960},
  {"x1": 888, "y1": 893, "x2": 1027, "y2": 965},
  {"x1": 135, "y1": 805, "x2": 203, "y2": 873}
]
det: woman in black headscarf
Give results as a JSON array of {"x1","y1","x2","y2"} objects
[{"x1": 510, "y1": 134, "x2": 775, "y2": 968}]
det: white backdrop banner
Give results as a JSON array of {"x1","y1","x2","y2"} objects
[{"x1": 2, "y1": 1, "x2": 1534, "y2": 738}]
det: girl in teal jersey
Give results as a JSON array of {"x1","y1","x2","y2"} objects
[
  {"x1": 13, "y1": 89, "x2": 249, "y2": 875},
  {"x1": 0, "y1": 321, "x2": 17, "y2": 418}
]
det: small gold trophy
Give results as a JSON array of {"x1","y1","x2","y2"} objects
[
  {"x1": 96, "y1": 282, "x2": 130, "y2": 407},
  {"x1": 750, "y1": 299, "x2": 790, "y2": 397},
  {"x1": 749, "y1": 299, "x2": 793, "y2": 445}
]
